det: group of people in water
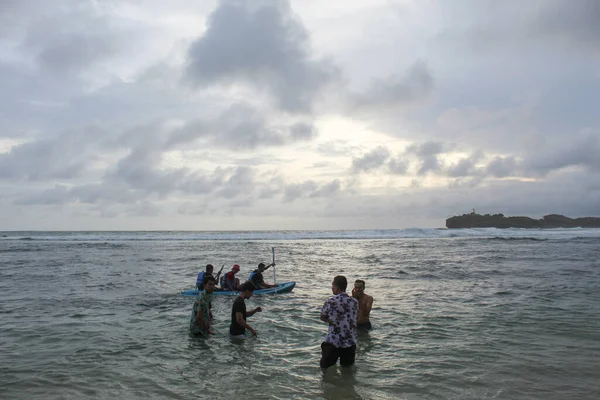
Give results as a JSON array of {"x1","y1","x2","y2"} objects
[
  {"x1": 195, "y1": 262, "x2": 276, "y2": 292},
  {"x1": 189, "y1": 262, "x2": 373, "y2": 369}
]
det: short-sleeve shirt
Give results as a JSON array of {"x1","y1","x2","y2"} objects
[
  {"x1": 190, "y1": 291, "x2": 212, "y2": 336},
  {"x1": 229, "y1": 296, "x2": 247, "y2": 335},
  {"x1": 250, "y1": 270, "x2": 264, "y2": 288},
  {"x1": 321, "y1": 292, "x2": 358, "y2": 348}
]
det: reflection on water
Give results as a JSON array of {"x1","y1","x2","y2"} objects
[
  {"x1": 321, "y1": 366, "x2": 363, "y2": 400},
  {"x1": 2, "y1": 235, "x2": 600, "y2": 399},
  {"x1": 356, "y1": 330, "x2": 374, "y2": 354}
]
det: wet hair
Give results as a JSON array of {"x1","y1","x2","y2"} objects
[
  {"x1": 241, "y1": 281, "x2": 256, "y2": 292},
  {"x1": 333, "y1": 275, "x2": 347, "y2": 292},
  {"x1": 206, "y1": 264, "x2": 214, "y2": 272},
  {"x1": 355, "y1": 279, "x2": 366, "y2": 289},
  {"x1": 203, "y1": 276, "x2": 216, "y2": 285},
  {"x1": 258, "y1": 262, "x2": 266, "y2": 270}
]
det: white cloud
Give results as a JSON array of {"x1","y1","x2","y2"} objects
[{"x1": 0, "y1": 0, "x2": 599, "y2": 230}]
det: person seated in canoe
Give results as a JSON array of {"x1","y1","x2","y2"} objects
[
  {"x1": 221, "y1": 264, "x2": 242, "y2": 291},
  {"x1": 190, "y1": 276, "x2": 217, "y2": 337},
  {"x1": 249, "y1": 262, "x2": 277, "y2": 289},
  {"x1": 351, "y1": 279, "x2": 373, "y2": 331},
  {"x1": 196, "y1": 264, "x2": 214, "y2": 290}
]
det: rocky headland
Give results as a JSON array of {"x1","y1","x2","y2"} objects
[{"x1": 446, "y1": 213, "x2": 600, "y2": 229}]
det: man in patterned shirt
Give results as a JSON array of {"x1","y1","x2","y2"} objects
[
  {"x1": 190, "y1": 276, "x2": 216, "y2": 337},
  {"x1": 320, "y1": 275, "x2": 359, "y2": 368}
]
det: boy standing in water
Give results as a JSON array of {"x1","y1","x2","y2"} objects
[
  {"x1": 230, "y1": 281, "x2": 262, "y2": 337},
  {"x1": 352, "y1": 279, "x2": 373, "y2": 331},
  {"x1": 190, "y1": 276, "x2": 216, "y2": 337},
  {"x1": 320, "y1": 275, "x2": 358, "y2": 368}
]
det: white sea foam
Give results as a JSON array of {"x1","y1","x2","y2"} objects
[{"x1": 2, "y1": 227, "x2": 600, "y2": 241}]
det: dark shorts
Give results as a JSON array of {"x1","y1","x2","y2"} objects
[
  {"x1": 320, "y1": 342, "x2": 356, "y2": 369},
  {"x1": 357, "y1": 321, "x2": 372, "y2": 331}
]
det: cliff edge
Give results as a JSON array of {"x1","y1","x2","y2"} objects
[{"x1": 445, "y1": 213, "x2": 600, "y2": 229}]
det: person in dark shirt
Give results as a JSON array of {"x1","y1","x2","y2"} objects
[
  {"x1": 229, "y1": 281, "x2": 262, "y2": 337},
  {"x1": 249, "y1": 262, "x2": 277, "y2": 289}
]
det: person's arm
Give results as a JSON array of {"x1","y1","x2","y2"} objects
[
  {"x1": 320, "y1": 301, "x2": 330, "y2": 323},
  {"x1": 236, "y1": 312, "x2": 257, "y2": 336},
  {"x1": 196, "y1": 304, "x2": 210, "y2": 332},
  {"x1": 247, "y1": 307, "x2": 262, "y2": 316},
  {"x1": 225, "y1": 275, "x2": 234, "y2": 291},
  {"x1": 365, "y1": 296, "x2": 373, "y2": 314},
  {"x1": 263, "y1": 263, "x2": 275, "y2": 271}
]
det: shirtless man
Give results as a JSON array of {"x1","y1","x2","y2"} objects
[{"x1": 352, "y1": 279, "x2": 373, "y2": 331}]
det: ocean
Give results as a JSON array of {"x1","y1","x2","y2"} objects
[{"x1": 1, "y1": 228, "x2": 599, "y2": 399}]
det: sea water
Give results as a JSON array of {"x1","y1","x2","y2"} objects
[{"x1": 1, "y1": 229, "x2": 599, "y2": 399}]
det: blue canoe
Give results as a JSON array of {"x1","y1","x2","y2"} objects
[{"x1": 180, "y1": 281, "x2": 296, "y2": 297}]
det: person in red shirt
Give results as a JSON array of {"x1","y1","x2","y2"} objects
[{"x1": 223, "y1": 264, "x2": 242, "y2": 291}]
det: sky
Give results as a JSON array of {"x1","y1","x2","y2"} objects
[{"x1": 1, "y1": 0, "x2": 599, "y2": 230}]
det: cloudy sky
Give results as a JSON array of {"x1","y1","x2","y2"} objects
[{"x1": 1, "y1": 0, "x2": 599, "y2": 230}]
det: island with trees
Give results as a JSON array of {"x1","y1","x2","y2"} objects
[{"x1": 446, "y1": 210, "x2": 600, "y2": 229}]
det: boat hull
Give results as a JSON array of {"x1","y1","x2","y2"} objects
[{"x1": 180, "y1": 281, "x2": 296, "y2": 296}]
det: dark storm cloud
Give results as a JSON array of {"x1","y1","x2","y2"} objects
[
  {"x1": 214, "y1": 166, "x2": 256, "y2": 199},
  {"x1": 526, "y1": 0, "x2": 600, "y2": 51},
  {"x1": 388, "y1": 156, "x2": 409, "y2": 175},
  {"x1": 522, "y1": 132, "x2": 600, "y2": 176},
  {"x1": 282, "y1": 179, "x2": 342, "y2": 202},
  {"x1": 283, "y1": 180, "x2": 318, "y2": 202},
  {"x1": 436, "y1": 0, "x2": 600, "y2": 53},
  {"x1": 351, "y1": 146, "x2": 391, "y2": 173},
  {"x1": 446, "y1": 150, "x2": 484, "y2": 178},
  {"x1": 350, "y1": 61, "x2": 434, "y2": 112},
  {"x1": 25, "y1": 23, "x2": 118, "y2": 75},
  {"x1": 185, "y1": 0, "x2": 338, "y2": 112},
  {"x1": 14, "y1": 163, "x2": 261, "y2": 207},
  {"x1": 168, "y1": 103, "x2": 318, "y2": 150},
  {"x1": 486, "y1": 156, "x2": 520, "y2": 178},
  {"x1": 310, "y1": 179, "x2": 341, "y2": 198},
  {"x1": 2, "y1": 1, "x2": 123, "y2": 76},
  {"x1": 290, "y1": 122, "x2": 317, "y2": 141},
  {"x1": 405, "y1": 141, "x2": 445, "y2": 176},
  {"x1": 0, "y1": 125, "x2": 107, "y2": 180}
]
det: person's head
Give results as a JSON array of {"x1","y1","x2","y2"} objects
[
  {"x1": 203, "y1": 276, "x2": 216, "y2": 293},
  {"x1": 241, "y1": 281, "x2": 256, "y2": 298},
  {"x1": 353, "y1": 279, "x2": 365, "y2": 297},
  {"x1": 232, "y1": 264, "x2": 240, "y2": 274},
  {"x1": 205, "y1": 264, "x2": 214, "y2": 273},
  {"x1": 258, "y1": 262, "x2": 266, "y2": 271},
  {"x1": 332, "y1": 275, "x2": 347, "y2": 294}
]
